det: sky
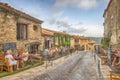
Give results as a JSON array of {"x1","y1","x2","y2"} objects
[{"x1": 0, "y1": 0, "x2": 110, "y2": 37}]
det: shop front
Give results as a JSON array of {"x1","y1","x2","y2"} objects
[{"x1": 25, "y1": 42, "x2": 40, "y2": 54}]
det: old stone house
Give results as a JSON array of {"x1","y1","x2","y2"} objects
[
  {"x1": 79, "y1": 36, "x2": 88, "y2": 50},
  {"x1": 72, "y1": 35, "x2": 91, "y2": 51},
  {"x1": 0, "y1": 3, "x2": 43, "y2": 53},
  {"x1": 72, "y1": 35, "x2": 80, "y2": 50},
  {"x1": 42, "y1": 28, "x2": 54, "y2": 50},
  {"x1": 42, "y1": 28, "x2": 71, "y2": 50},
  {"x1": 103, "y1": 0, "x2": 120, "y2": 48},
  {"x1": 70, "y1": 35, "x2": 75, "y2": 48},
  {"x1": 54, "y1": 31, "x2": 70, "y2": 47},
  {"x1": 87, "y1": 39, "x2": 96, "y2": 50}
]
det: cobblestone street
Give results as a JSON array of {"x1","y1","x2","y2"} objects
[
  {"x1": 0, "y1": 0, "x2": 118, "y2": 80},
  {"x1": 0, "y1": 51, "x2": 106, "y2": 80}
]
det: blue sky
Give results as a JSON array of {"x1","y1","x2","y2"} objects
[{"x1": 0, "y1": 0, "x2": 109, "y2": 37}]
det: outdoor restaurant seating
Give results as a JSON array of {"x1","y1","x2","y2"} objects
[
  {"x1": 109, "y1": 68, "x2": 120, "y2": 80},
  {"x1": 4, "y1": 58, "x2": 13, "y2": 72},
  {"x1": 0, "y1": 54, "x2": 13, "y2": 72},
  {"x1": 109, "y1": 49, "x2": 120, "y2": 80}
]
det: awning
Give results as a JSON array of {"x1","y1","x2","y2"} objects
[{"x1": 26, "y1": 42, "x2": 40, "y2": 46}]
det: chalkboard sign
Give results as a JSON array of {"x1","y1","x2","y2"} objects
[{"x1": 3, "y1": 42, "x2": 16, "y2": 51}]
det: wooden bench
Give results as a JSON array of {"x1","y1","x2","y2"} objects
[{"x1": 110, "y1": 72, "x2": 120, "y2": 80}]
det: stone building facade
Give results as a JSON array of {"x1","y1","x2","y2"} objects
[
  {"x1": 0, "y1": 3, "x2": 43, "y2": 53},
  {"x1": 72, "y1": 35, "x2": 80, "y2": 50},
  {"x1": 72, "y1": 35, "x2": 93, "y2": 51},
  {"x1": 54, "y1": 32, "x2": 70, "y2": 47},
  {"x1": 70, "y1": 36, "x2": 75, "y2": 48},
  {"x1": 42, "y1": 28, "x2": 54, "y2": 50},
  {"x1": 103, "y1": 0, "x2": 120, "y2": 47}
]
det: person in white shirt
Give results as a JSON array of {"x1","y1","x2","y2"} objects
[
  {"x1": 5, "y1": 50, "x2": 19, "y2": 70},
  {"x1": 21, "y1": 49, "x2": 29, "y2": 62}
]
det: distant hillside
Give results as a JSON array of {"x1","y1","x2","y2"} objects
[{"x1": 88, "y1": 37, "x2": 103, "y2": 44}]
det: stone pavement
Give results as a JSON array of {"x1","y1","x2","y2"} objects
[
  {"x1": 95, "y1": 53, "x2": 112, "y2": 80},
  {"x1": 0, "y1": 51, "x2": 113, "y2": 80},
  {"x1": 100, "y1": 65, "x2": 112, "y2": 80},
  {"x1": 34, "y1": 51, "x2": 99, "y2": 80},
  {"x1": 0, "y1": 51, "x2": 82, "y2": 80}
]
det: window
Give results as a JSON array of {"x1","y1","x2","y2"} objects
[
  {"x1": 26, "y1": 44, "x2": 39, "y2": 53},
  {"x1": 17, "y1": 23, "x2": 28, "y2": 40},
  {"x1": 75, "y1": 39, "x2": 79, "y2": 42},
  {"x1": 33, "y1": 25, "x2": 38, "y2": 31}
]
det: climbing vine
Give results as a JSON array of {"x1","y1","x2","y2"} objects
[
  {"x1": 0, "y1": 7, "x2": 21, "y2": 23},
  {"x1": 54, "y1": 33, "x2": 70, "y2": 47},
  {"x1": 101, "y1": 37, "x2": 110, "y2": 48}
]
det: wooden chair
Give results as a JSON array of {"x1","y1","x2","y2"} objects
[
  {"x1": 3, "y1": 58, "x2": 13, "y2": 72},
  {"x1": 19, "y1": 59, "x2": 25, "y2": 68},
  {"x1": 0, "y1": 55, "x2": 4, "y2": 72}
]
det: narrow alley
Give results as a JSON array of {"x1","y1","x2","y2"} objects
[{"x1": 34, "y1": 51, "x2": 99, "y2": 80}]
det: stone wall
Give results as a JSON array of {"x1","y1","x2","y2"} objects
[
  {"x1": 16, "y1": 18, "x2": 42, "y2": 50},
  {"x1": 0, "y1": 12, "x2": 17, "y2": 43},
  {"x1": 70, "y1": 38, "x2": 75, "y2": 48},
  {"x1": 0, "y1": 11, "x2": 42, "y2": 50},
  {"x1": 41, "y1": 36, "x2": 45, "y2": 50},
  {"x1": 104, "y1": 0, "x2": 119, "y2": 44}
]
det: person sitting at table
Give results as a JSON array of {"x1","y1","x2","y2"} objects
[
  {"x1": 111, "y1": 49, "x2": 120, "y2": 66},
  {"x1": 21, "y1": 48, "x2": 29, "y2": 62},
  {"x1": 21, "y1": 48, "x2": 43, "y2": 64},
  {"x1": 15, "y1": 50, "x2": 25, "y2": 67},
  {"x1": 115, "y1": 49, "x2": 120, "y2": 66},
  {"x1": 5, "y1": 50, "x2": 19, "y2": 70}
]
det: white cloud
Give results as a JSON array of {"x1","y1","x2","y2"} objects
[
  {"x1": 43, "y1": 15, "x2": 104, "y2": 37},
  {"x1": 47, "y1": 11, "x2": 64, "y2": 24},
  {"x1": 27, "y1": 7, "x2": 42, "y2": 17},
  {"x1": 53, "y1": 0, "x2": 98, "y2": 10},
  {"x1": 83, "y1": 24, "x2": 104, "y2": 37},
  {"x1": 78, "y1": 0, "x2": 97, "y2": 9},
  {"x1": 68, "y1": 23, "x2": 104, "y2": 37}
]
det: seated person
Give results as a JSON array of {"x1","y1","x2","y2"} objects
[
  {"x1": 5, "y1": 50, "x2": 19, "y2": 69},
  {"x1": 21, "y1": 48, "x2": 42, "y2": 64},
  {"x1": 112, "y1": 49, "x2": 120, "y2": 66},
  {"x1": 115, "y1": 49, "x2": 120, "y2": 65},
  {"x1": 21, "y1": 49, "x2": 29, "y2": 62}
]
